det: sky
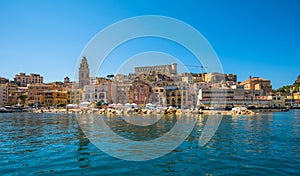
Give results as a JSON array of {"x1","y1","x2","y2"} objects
[{"x1": 0, "y1": 0, "x2": 299, "y2": 89}]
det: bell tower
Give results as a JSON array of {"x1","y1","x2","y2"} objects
[{"x1": 79, "y1": 56, "x2": 90, "y2": 89}]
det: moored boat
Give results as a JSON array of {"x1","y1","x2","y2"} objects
[{"x1": 0, "y1": 107, "x2": 13, "y2": 113}]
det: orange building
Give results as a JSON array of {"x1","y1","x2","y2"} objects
[
  {"x1": 27, "y1": 84, "x2": 52, "y2": 105},
  {"x1": 240, "y1": 76, "x2": 272, "y2": 96},
  {"x1": 129, "y1": 80, "x2": 151, "y2": 106}
]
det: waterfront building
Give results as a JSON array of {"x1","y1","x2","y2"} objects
[
  {"x1": 164, "y1": 82, "x2": 184, "y2": 108},
  {"x1": 28, "y1": 81, "x2": 73, "y2": 106},
  {"x1": 43, "y1": 90, "x2": 68, "y2": 107},
  {"x1": 79, "y1": 56, "x2": 90, "y2": 89},
  {"x1": 185, "y1": 83, "x2": 197, "y2": 108},
  {"x1": 82, "y1": 78, "x2": 115, "y2": 104},
  {"x1": 7, "y1": 83, "x2": 19, "y2": 105},
  {"x1": 14, "y1": 73, "x2": 43, "y2": 87},
  {"x1": 68, "y1": 89, "x2": 82, "y2": 105},
  {"x1": 240, "y1": 76, "x2": 272, "y2": 96},
  {"x1": 271, "y1": 95, "x2": 286, "y2": 107},
  {"x1": 33, "y1": 94, "x2": 44, "y2": 107},
  {"x1": 129, "y1": 80, "x2": 151, "y2": 106},
  {"x1": 115, "y1": 83, "x2": 131, "y2": 104},
  {"x1": 1, "y1": 83, "x2": 28, "y2": 106},
  {"x1": 83, "y1": 84, "x2": 106, "y2": 103},
  {"x1": 135, "y1": 63, "x2": 178, "y2": 76},
  {"x1": 27, "y1": 84, "x2": 52, "y2": 105},
  {"x1": 198, "y1": 88, "x2": 233, "y2": 101},
  {"x1": 0, "y1": 84, "x2": 8, "y2": 106},
  {"x1": 292, "y1": 92, "x2": 300, "y2": 105},
  {"x1": 17, "y1": 87, "x2": 28, "y2": 105},
  {"x1": 231, "y1": 85, "x2": 245, "y2": 100},
  {"x1": 149, "y1": 82, "x2": 166, "y2": 106},
  {"x1": 95, "y1": 77, "x2": 116, "y2": 104}
]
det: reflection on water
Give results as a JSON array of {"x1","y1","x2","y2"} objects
[
  {"x1": 104, "y1": 114, "x2": 179, "y2": 141},
  {"x1": 0, "y1": 111, "x2": 300, "y2": 175}
]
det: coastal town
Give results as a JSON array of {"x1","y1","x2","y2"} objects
[{"x1": 0, "y1": 56, "x2": 299, "y2": 114}]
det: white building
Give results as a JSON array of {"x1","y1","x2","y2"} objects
[{"x1": 83, "y1": 84, "x2": 108, "y2": 103}]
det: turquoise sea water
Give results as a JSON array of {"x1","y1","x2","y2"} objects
[{"x1": 0, "y1": 111, "x2": 299, "y2": 175}]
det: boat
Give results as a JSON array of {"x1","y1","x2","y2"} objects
[
  {"x1": 3, "y1": 106, "x2": 26, "y2": 112},
  {"x1": 0, "y1": 107, "x2": 13, "y2": 113}
]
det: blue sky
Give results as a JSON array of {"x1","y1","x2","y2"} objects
[{"x1": 0, "y1": 0, "x2": 299, "y2": 88}]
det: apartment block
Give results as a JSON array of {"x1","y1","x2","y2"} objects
[{"x1": 14, "y1": 73, "x2": 43, "y2": 87}]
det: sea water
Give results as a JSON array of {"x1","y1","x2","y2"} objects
[{"x1": 0, "y1": 110, "x2": 299, "y2": 175}]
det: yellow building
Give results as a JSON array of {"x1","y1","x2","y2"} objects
[
  {"x1": 7, "y1": 83, "x2": 19, "y2": 105},
  {"x1": 68, "y1": 89, "x2": 82, "y2": 105},
  {"x1": 293, "y1": 92, "x2": 300, "y2": 99},
  {"x1": 43, "y1": 90, "x2": 68, "y2": 107},
  {"x1": 27, "y1": 84, "x2": 52, "y2": 105}
]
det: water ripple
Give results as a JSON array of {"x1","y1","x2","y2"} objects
[{"x1": 0, "y1": 111, "x2": 299, "y2": 175}]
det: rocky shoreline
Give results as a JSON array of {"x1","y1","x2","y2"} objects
[{"x1": 27, "y1": 106, "x2": 258, "y2": 116}]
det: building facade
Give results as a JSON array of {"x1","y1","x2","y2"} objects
[
  {"x1": 240, "y1": 76, "x2": 272, "y2": 96},
  {"x1": 14, "y1": 73, "x2": 43, "y2": 87},
  {"x1": 149, "y1": 82, "x2": 166, "y2": 106},
  {"x1": 0, "y1": 77, "x2": 9, "y2": 84},
  {"x1": 79, "y1": 56, "x2": 90, "y2": 89},
  {"x1": 135, "y1": 63, "x2": 178, "y2": 76},
  {"x1": 7, "y1": 83, "x2": 19, "y2": 105},
  {"x1": 129, "y1": 80, "x2": 151, "y2": 106},
  {"x1": 82, "y1": 79, "x2": 115, "y2": 104},
  {"x1": 204, "y1": 72, "x2": 237, "y2": 83},
  {"x1": 27, "y1": 84, "x2": 52, "y2": 105},
  {"x1": 43, "y1": 90, "x2": 68, "y2": 107},
  {"x1": 0, "y1": 84, "x2": 8, "y2": 106},
  {"x1": 115, "y1": 83, "x2": 131, "y2": 105}
]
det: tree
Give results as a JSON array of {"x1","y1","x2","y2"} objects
[
  {"x1": 18, "y1": 94, "x2": 27, "y2": 105},
  {"x1": 57, "y1": 103, "x2": 66, "y2": 108},
  {"x1": 106, "y1": 74, "x2": 114, "y2": 80},
  {"x1": 277, "y1": 85, "x2": 292, "y2": 94},
  {"x1": 293, "y1": 82, "x2": 300, "y2": 92}
]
